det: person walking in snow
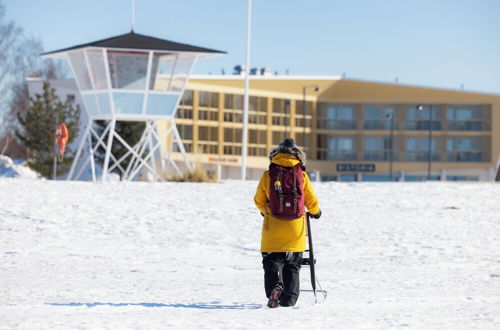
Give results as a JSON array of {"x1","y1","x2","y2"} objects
[{"x1": 254, "y1": 138, "x2": 321, "y2": 308}]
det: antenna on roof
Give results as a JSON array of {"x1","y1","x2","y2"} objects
[{"x1": 131, "y1": 0, "x2": 136, "y2": 32}]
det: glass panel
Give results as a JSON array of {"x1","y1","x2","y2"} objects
[
  {"x1": 225, "y1": 94, "x2": 243, "y2": 109},
  {"x1": 86, "y1": 49, "x2": 108, "y2": 90},
  {"x1": 108, "y1": 50, "x2": 149, "y2": 90},
  {"x1": 68, "y1": 50, "x2": 92, "y2": 91},
  {"x1": 365, "y1": 137, "x2": 383, "y2": 150},
  {"x1": 199, "y1": 91, "x2": 219, "y2": 108},
  {"x1": 113, "y1": 93, "x2": 144, "y2": 114},
  {"x1": 409, "y1": 105, "x2": 437, "y2": 119},
  {"x1": 149, "y1": 53, "x2": 176, "y2": 91},
  {"x1": 456, "y1": 108, "x2": 472, "y2": 120},
  {"x1": 446, "y1": 109, "x2": 454, "y2": 120},
  {"x1": 406, "y1": 138, "x2": 416, "y2": 150},
  {"x1": 447, "y1": 137, "x2": 480, "y2": 151},
  {"x1": 97, "y1": 92, "x2": 111, "y2": 115},
  {"x1": 338, "y1": 106, "x2": 353, "y2": 119},
  {"x1": 364, "y1": 107, "x2": 381, "y2": 119},
  {"x1": 338, "y1": 138, "x2": 353, "y2": 150},
  {"x1": 180, "y1": 90, "x2": 193, "y2": 106},
  {"x1": 171, "y1": 53, "x2": 195, "y2": 91},
  {"x1": 177, "y1": 124, "x2": 193, "y2": 140},
  {"x1": 326, "y1": 105, "x2": 335, "y2": 118},
  {"x1": 82, "y1": 94, "x2": 99, "y2": 116},
  {"x1": 406, "y1": 138, "x2": 436, "y2": 151},
  {"x1": 145, "y1": 94, "x2": 180, "y2": 116}
]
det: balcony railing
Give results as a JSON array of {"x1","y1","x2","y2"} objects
[
  {"x1": 446, "y1": 151, "x2": 483, "y2": 162},
  {"x1": 363, "y1": 120, "x2": 398, "y2": 130},
  {"x1": 406, "y1": 121, "x2": 441, "y2": 130},
  {"x1": 404, "y1": 151, "x2": 440, "y2": 162},
  {"x1": 317, "y1": 119, "x2": 357, "y2": 130},
  {"x1": 317, "y1": 150, "x2": 357, "y2": 161},
  {"x1": 447, "y1": 121, "x2": 487, "y2": 131}
]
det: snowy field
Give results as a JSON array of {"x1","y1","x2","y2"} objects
[{"x1": 0, "y1": 178, "x2": 499, "y2": 329}]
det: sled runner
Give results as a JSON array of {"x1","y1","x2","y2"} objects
[{"x1": 301, "y1": 212, "x2": 327, "y2": 304}]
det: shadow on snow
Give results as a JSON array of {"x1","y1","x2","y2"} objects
[{"x1": 47, "y1": 302, "x2": 262, "y2": 310}]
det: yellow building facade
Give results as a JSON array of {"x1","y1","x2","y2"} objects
[{"x1": 167, "y1": 75, "x2": 500, "y2": 181}]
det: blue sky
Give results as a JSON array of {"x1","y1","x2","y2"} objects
[{"x1": 4, "y1": 0, "x2": 500, "y2": 93}]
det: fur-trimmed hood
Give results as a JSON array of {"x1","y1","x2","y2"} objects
[{"x1": 269, "y1": 138, "x2": 306, "y2": 165}]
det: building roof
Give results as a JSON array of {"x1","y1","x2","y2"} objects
[{"x1": 42, "y1": 31, "x2": 226, "y2": 56}]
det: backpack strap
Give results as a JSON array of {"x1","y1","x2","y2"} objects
[
  {"x1": 278, "y1": 168, "x2": 284, "y2": 212},
  {"x1": 293, "y1": 167, "x2": 298, "y2": 213}
]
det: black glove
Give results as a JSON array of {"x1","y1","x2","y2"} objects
[
  {"x1": 309, "y1": 210, "x2": 321, "y2": 219},
  {"x1": 260, "y1": 212, "x2": 265, "y2": 217}
]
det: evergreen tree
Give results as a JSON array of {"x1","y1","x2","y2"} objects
[
  {"x1": 16, "y1": 81, "x2": 80, "y2": 178},
  {"x1": 92, "y1": 120, "x2": 146, "y2": 178}
]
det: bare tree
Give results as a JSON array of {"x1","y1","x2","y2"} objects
[{"x1": 0, "y1": 0, "x2": 69, "y2": 157}]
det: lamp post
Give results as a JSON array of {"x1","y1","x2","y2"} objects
[
  {"x1": 417, "y1": 104, "x2": 433, "y2": 180},
  {"x1": 386, "y1": 110, "x2": 395, "y2": 181},
  {"x1": 302, "y1": 85, "x2": 320, "y2": 152},
  {"x1": 284, "y1": 100, "x2": 290, "y2": 137},
  {"x1": 240, "y1": 0, "x2": 252, "y2": 180}
]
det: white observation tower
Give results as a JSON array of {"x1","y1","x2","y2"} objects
[{"x1": 42, "y1": 31, "x2": 225, "y2": 181}]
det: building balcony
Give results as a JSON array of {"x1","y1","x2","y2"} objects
[
  {"x1": 404, "y1": 151, "x2": 440, "y2": 162},
  {"x1": 446, "y1": 151, "x2": 484, "y2": 162},
  {"x1": 406, "y1": 121, "x2": 442, "y2": 130},
  {"x1": 317, "y1": 119, "x2": 357, "y2": 130},
  {"x1": 447, "y1": 121, "x2": 488, "y2": 131}
]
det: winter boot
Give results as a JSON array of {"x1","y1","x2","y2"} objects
[{"x1": 267, "y1": 286, "x2": 283, "y2": 308}]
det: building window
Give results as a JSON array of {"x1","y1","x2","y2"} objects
[
  {"x1": 224, "y1": 93, "x2": 243, "y2": 123},
  {"x1": 199, "y1": 91, "x2": 219, "y2": 108},
  {"x1": 198, "y1": 91, "x2": 219, "y2": 121},
  {"x1": 180, "y1": 90, "x2": 193, "y2": 106},
  {"x1": 316, "y1": 135, "x2": 357, "y2": 161},
  {"x1": 198, "y1": 126, "x2": 218, "y2": 154},
  {"x1": 295, "y1": 100, "x2": 313, "y2": 128},
  {"x1": 363, "y1": 137, "x2": 396, "y2": 161},
  {"x1": 406, "y1": 105, "x2": 441, "y2": 130},
  {"x1": 176, "y1": 90, "x2": 193, "y2": 119},
  {"x1": 248, "y1": 96, "x2": 267, "y2": 124},
  {"x1": 174, "y1": 124, "x2": 192, "y2": 153},
  {"x1": 225, "y1": 94, "x2": 243, "y2": 110},
  {"x1": 446, "y1": 105, "x2": 488, "y2": 131},
  {"x1": 363, "y1": 106, "x2": 395, "y2": 130},
  {"x1": 223, "y1": 127, "x2": 242, "y2": 155},
  {"x1": 404, "y1": 137, "x2": 439, "y2": 161},
  {"x1": 446, "y1": 137, "x2": 483, "y2": 162},
  {"x1": 176, "y1": 107, "x2": 193, "y2": 119},
  {"x1": 316, "y1": 104, "x2": 356, "y2": 130},
  {"x1": 272, "y1": 131, "x2": 286, "y2": 145},
  {"x1": 272, "y1": 99, "x2": 290, "y2": 127},
  {"x1": 199, "y1": 126, "x2": 218, "y2": 142},
  {"x1": 248, "y1": 129, "x2": 267, "y2": 157}
]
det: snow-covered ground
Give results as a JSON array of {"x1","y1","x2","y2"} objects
[{"x1": 0, "y1": 179, "x2": 499, "y2": 329}]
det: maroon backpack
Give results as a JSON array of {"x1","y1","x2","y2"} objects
[{"x1": 268, "y1": 163, "x2": 305, "y2": 220}]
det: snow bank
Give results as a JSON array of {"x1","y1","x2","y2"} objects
[
  {"x1": 0, "y1": 155, "x2": 41, "y2": 179},
  {"x1": 0, "y1": 180, "x2": 499, "y2": 329}
]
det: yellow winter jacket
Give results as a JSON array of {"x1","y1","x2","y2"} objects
[{"x1": 254, "y1": 153, "x2": 320, "y2": 252}]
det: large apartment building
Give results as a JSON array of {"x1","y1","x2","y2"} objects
[{"x1": 28, "y1": 75, "x2": 500, "y2": 181}]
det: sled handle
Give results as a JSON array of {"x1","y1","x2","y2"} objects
[{"x1": 305, "y1": 212, "x2": 317, "y2": 300}]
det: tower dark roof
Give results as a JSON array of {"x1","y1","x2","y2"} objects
[{"x1": 42, "y1": 31, "x2": 226, "y2": 56}]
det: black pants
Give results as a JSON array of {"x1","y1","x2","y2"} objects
[{"x1": 262, "y1": 252, "x2": 303, "y2": 306}]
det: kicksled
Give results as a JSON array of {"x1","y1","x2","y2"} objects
[{"x1": 300, "y1": 212, "x2": 327, "y2": 304}]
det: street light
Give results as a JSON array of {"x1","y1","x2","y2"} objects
[
  {"x1": 417, "y1": 104, "x2": 433, "y2": 180},
  {"x1": 385, "y1": 109, "x2": 395, "y2": 181},
  {"x1": 302, "y1": 85, "x2": 320, "y2": 152}
]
